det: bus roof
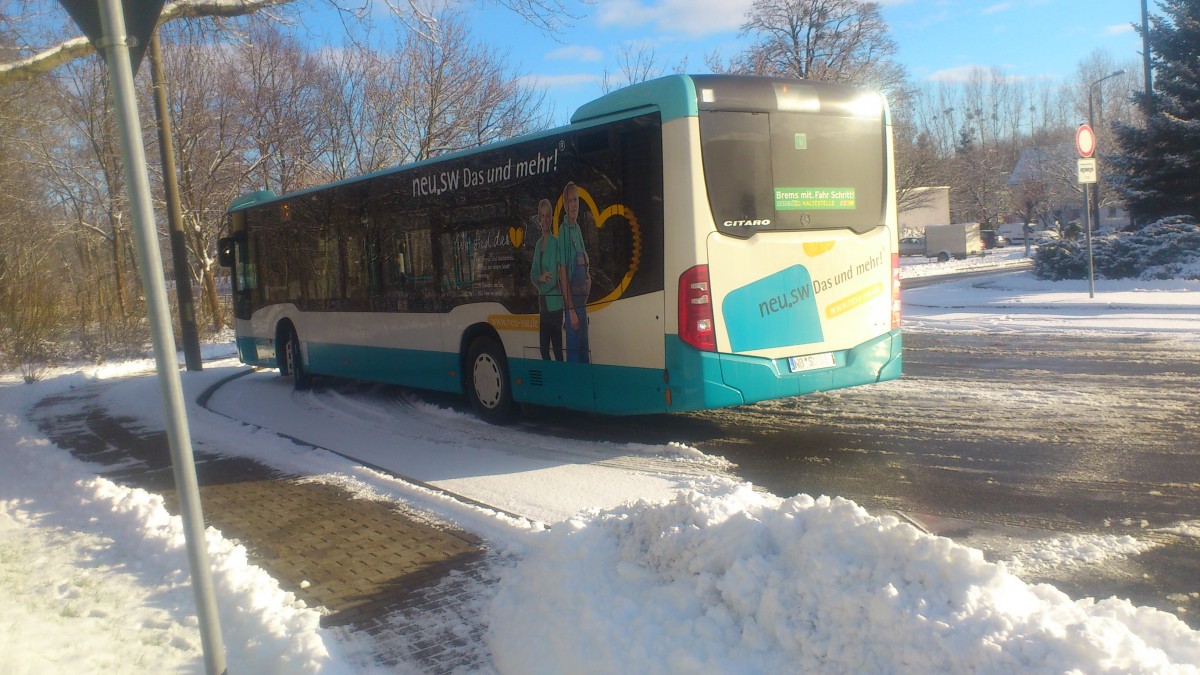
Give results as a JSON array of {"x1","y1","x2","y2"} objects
[
  {"x1": 570, "y1": 74, "x2": 697, "y2": 125},
  {"x1": 225, "y1": 74, "x2": 881, "y2": 214}
]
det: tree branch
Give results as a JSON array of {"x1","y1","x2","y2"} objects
[{"x1": 0, "y1": 0, "x2": 292, "y2": 84}]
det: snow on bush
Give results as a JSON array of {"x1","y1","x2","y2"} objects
[{"x1": 1034, "y1": 216, "x2": 1200, "y2": 281}]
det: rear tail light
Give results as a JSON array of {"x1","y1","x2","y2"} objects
[
  {"x1": 679, "y1": 265, "x2": 716, "y2": 351},
  {"x1": 891, "y1": 252, "x2": 902, "y2": 329}
]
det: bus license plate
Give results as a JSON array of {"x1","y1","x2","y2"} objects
[{"x1": 788, "y1": 352, "x2": 835, "y2": 373}]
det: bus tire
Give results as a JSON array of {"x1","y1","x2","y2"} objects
[
  {"x1": 284, "y1": 329, "x2": 312, "y2": 391},
  {"x1": 466, "y1": 336, "x2": 516, "y2": 425},
  {"x1": 936, "y1": 251, "x2": 950, "y2": 263}
]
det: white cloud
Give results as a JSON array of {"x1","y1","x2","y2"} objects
[
  {"x1": 926, "y1": 65, "x2": 987, "y2": 82},
  {"x1": 925, "y1": 64, "x2": 1029, "y2": 84},
  {"x1": 596, "y1": 0, "x2": 752, "y2": 38},
  {"x1": 521, "y1": 73, "x2": 601, "y2": 89},
  {"x1": 546, "y1": 45, "x2": 605, "y2": 62},
  {"x1": 983, "y1": 3, "x2": 1012, "y2": 15},
  {"x1": 1102, "y1": 23, "x2": 1135, "y2": 37}
]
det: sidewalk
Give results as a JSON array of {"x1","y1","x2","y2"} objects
[
  {"x1": 902, "y1": 268, "x2": 1200, "y2": 338},
  {"x1": 28, "y1": 383, "x2": 492, "y2": 671}
]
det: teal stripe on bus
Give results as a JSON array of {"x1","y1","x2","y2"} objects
[
  {"x1": 509, "y1": 359, "x2": 667, "y2": 415},
  {"x1": 665, "y1": 330, "x2": 902, "y2": 412},
  {"x1": 237, "y1": 336, "x2": 275, "y2": 368},
  {"x1": 303, "y1": 343, "x2": 668, "y2": 414},
  {"x1": 266, "y1": 330, "x2": 900, "y2": 415},
  {"x1": 305, "y1": 342, "x2": 462, "y2": 394}
]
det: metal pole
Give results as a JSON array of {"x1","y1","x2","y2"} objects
[
  {"x1": 1142, "y1": 0, "x2": 1154, "y2": 115},
  {"x1": 148, "y1": 31, "x2": 203, "y2": 372},
  {"x1": 1085, "y1": 70, "x2": 1123, "y2": 299},
  {"x1": 94, "y1": 1, "x2": 226, "y2": 672},
  {"x1": 1089, "y1": 84, "x2": 1099, "y2": 236},
  {"x1": 1084, "y1": 182, "x2": 1095, "y2": 298},
  {"x1": 1085, "y1": 89, "x2": 1096, "y2": 299}
]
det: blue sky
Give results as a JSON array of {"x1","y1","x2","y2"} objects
[{"x1": 463, "y1": 0, "x2": 1147, "y2": 123}]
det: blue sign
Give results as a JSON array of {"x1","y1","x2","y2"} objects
[{"x1": 723, "y1": 265, "x2": 824, "y2": 352}]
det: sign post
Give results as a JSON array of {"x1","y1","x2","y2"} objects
[
  {"x1": 1077, "y1": 124, "x2": 1098, "y2": 298},
  {"x1": 58, "y1": 2, "x2": 227, "y2": 673}
]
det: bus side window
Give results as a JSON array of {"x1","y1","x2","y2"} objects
[
  {"x1": 233, "y1": 236, "x2": 256, "y2": 320},
  {"x1": 237, "y1": 248, "x2": 256, "y2": 291},
  {"x1": 405, "y1": 227, "x2": 437, "y2": 311},
  {"x1": 384, "y1": 235, "x2": 409, "y2": 312}
]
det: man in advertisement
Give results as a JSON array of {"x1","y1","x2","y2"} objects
[{"x1": 559, "y1": 182, "x2": 591, "y2": 363}]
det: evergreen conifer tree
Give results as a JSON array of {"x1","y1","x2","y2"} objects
[{"x1": 1110, "y1": 0, "x2": 1200, "y2": 224}]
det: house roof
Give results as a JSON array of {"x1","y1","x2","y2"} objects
[{"x1": 1009, "y1": 143, "x2": 1076, "y2": 185}]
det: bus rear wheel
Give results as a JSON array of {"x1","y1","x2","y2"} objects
[
  {"x1": 467, "y1": 337, "x2": 515, "y2": 425},
  {"x1": 284, "y1": 329, "x2": 312, "y2": 391}
]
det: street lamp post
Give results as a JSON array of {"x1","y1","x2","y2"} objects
[
  {"x1": 1085, "y1": 69, "x2": 1125, "y2": 298},
  {"x1": 1142, "y1": 0, "x2": 1154, "y2": 115}
]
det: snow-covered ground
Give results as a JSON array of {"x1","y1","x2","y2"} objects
[
  {"x1": 3, "y1": 252, "x2": 1199, "y2": 673},
  {"x1": 902, "y1": 248, "x2": 1200, "y2": 341}
]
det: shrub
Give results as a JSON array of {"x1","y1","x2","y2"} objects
[
  {"x1": 0, "y1": 266, "x2": 70, "y2": 382},
  {"x1": 1033, "y1": 216, "x2": 1199, "y2": 281},
  {"x1": 1032, "y1": 241, "x2": 1088, "y2": 281}
]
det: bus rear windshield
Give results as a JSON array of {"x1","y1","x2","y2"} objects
[{"x1": 700, "y1": 109, "x2": 885, "y2": 237}]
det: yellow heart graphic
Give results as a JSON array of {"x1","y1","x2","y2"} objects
[
  {"x1": 509, "y1": 225, "x2": 524, "y2": 248},
  {"x1": 803, "y1": 241, "x2": 836, "y2": 257}
]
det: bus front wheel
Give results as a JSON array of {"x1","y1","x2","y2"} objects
[
  {"x1": 284, "y1": 330, "x2": 312, "y2": 391},
  {"x1": 466, "y1": 337, "x2": 516, "y2": 425}
]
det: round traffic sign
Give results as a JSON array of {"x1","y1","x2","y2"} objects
[{"x1": 1076, "y1": 124, "x2": 1096, "y2": 157}]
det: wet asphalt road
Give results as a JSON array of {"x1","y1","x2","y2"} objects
[{"x1": 530, "y1": 328, "x2": 1200, "y2": 625}]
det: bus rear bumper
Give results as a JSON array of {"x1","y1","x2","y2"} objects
[{"x1": 666, "y1": 329, "x2": 902, "y2": 412}]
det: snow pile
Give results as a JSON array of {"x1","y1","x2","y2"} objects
[
  {"x1": 0, "y1": 408, "x2": 350, "y2": 674},
  {"x1": 489, "y1": 485, "x2": 1200, "y2": 674},
  {"x1": 617, "y1": 441, "x2": 737, "y2": 470},
  {"x1": 1004, "y1": 533, "x2": 1158, "y2": 577},
  {"x1": 900, "y1": 246, "x2": 1030, "y2": 278},
  {"x1": 1155, "y1": 520, "x2": 1200, "y2": 539}
]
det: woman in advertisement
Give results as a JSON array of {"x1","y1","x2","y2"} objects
[{"x1": 529, "y1": 198, "x2": 564, "y2": 361}]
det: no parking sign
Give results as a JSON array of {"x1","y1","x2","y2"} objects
[{"x1": 1076, "y1": 124, "x2": 1096, "y2": 158}]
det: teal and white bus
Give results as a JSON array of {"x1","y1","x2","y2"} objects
[{"x1": 219, "y1": 75, "x2": 902, "y2": 423}]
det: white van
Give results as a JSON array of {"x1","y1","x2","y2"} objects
[{"x1": 997, "y1": 222, "x2": 1031, "y2": 243}]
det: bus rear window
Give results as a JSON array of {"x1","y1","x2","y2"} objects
[{"x1": 700, "y1": 110, "x2": 886, "y2": 237}]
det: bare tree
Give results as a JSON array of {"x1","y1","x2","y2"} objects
[
  {"x1": 0, "y1": 0, "x2": 297, "y2": 84},
  {"x1": 311, "y1": 40, "x2": 394, "y2": 180},
  {"x1": 722, "y1": 0, "x2": 908, "y2": 96},
  {"x1": 388, "y1": 9, "x2": 551, "y2": 163},
  {"x1": 0, "y1": 54, "x2": 70, "y2": 379},
  {"x1": 44, "y1": 57, "x2": 147, "y2": 333},
  {"x1": 890, "y1": 120, "x2": 946, "y2": 215},
  {"x1": 231, "y1": 21, "x2": 326, "y2": 194},
  {"x1": 384, "y1": 0, "x2": 585, "y2": 39},
  {"x1": 0, "y1": 0, "x2": 587, "y2": 85},
  {"x1": 1008, "y1": 143, "x2": 1082, "y2": 231},
  {"x1": 949, "y1": 129, "x2": 1011, "y2": 226},
  {"x1": 600, "y1": 41, "x2": 663, "y2": 93},
  {"x1": 155, "y1": 22, "x2": 268, "y2": 329}
]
